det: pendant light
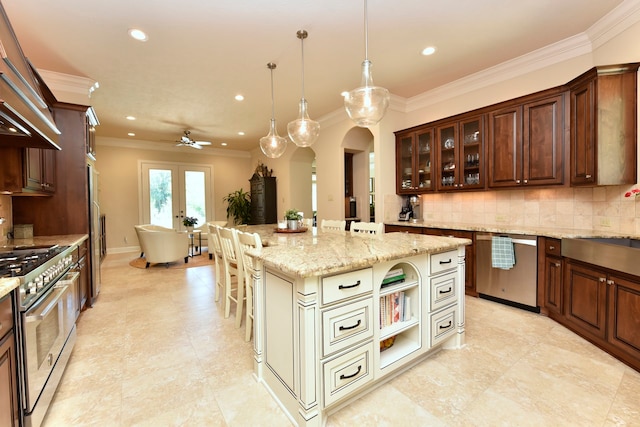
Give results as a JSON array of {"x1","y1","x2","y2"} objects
[
  {"x1": 344, "y1": 0, "x2": 390, "y2": 128},
  {"x1": 260, "y1": 63, "x2": 288, "y2": 158},
  {"x1": 287, "y1": 30, "x2": 320, "y2": 147}
]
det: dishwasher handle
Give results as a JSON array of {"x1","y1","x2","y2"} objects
[{"x1": 476, "y1": 234, "x2": 537, "y2": 247}]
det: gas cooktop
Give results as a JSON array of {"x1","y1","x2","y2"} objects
[{"x1": 0, "y1": 245, "x2": 68, "y2": 278}]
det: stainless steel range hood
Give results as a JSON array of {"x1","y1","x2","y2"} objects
[{"x1": 0, "y1": 3, "x2": 60, "y2": 150}]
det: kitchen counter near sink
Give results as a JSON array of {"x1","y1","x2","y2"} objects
[{"x1": 385, "y1": 220, "x2": 639, "y2": 240}]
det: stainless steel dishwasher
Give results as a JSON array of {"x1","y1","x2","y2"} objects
[{"x1": 476, "y1": 233, "x2": 539, "y2": 312}]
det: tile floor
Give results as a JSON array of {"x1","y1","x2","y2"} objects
[{"x1": 43, "y1": 252, "x2": 640, "y2": 426}]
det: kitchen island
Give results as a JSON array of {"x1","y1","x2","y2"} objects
[{"x1": 246, "y1": 228, "x2": 470, "y2": 426}]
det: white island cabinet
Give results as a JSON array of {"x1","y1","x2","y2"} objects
[{"x1": 247, "y1": 229, "x2": 469, "y2": 426}]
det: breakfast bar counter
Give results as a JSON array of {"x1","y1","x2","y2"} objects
[{"x1": 246, "y1": 227, "x2": 470, "y2": 426}]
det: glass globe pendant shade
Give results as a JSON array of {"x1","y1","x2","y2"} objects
[
  {"x1": 288, "y1": 98, "x2": 320, "y2": 147},
  {"x1": 344, "y1": 59, "x2": 390, "y2": 128},
  {"x1": 260, "y1": 118, "x2": 288, "y2": 158},
  {"x1": 260, "y1": 62, "x2": 288, "y2": 158}
]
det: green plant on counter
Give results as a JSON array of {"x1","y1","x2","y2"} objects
[
  {"x1": 284, "y1": 209, "x2": 302, "y2": 221},
  {"x1": 223, "y1": 188, "x2": 251, "y2": 225}
]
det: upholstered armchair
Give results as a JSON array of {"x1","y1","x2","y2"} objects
[
  {"x1": 134, "y1": 224, "x2": 174, "y2": 258},
  {"x1": 135, "y1": 225, "x2": 189, "y2": 268}
]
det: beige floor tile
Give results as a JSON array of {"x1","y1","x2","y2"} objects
[{"x1": 41, "y1": 251, "x2": 640, "y2": 426}]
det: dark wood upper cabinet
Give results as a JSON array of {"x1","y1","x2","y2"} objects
[
  {"x1": 395, "y1": 127, "x2": 435, "y2": 194},
  {"x1": 568, "y1": 63, "x2": 639, "y2": 186},
  {"x1": 437, "y1": 115, "x2": 484, "y2": 191},
  {"x1": 488, "y1": 90, "x2": 564, "y2": 188}
]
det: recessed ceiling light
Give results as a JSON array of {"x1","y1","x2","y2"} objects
[
  {"x1": 221, "y1": 142, "x2": 228, "y2": 146},
  {"x1": 126, "y1": 116, "x2": 136, "y2": 121},
  {"x1": 421, "y1": 46, "x2": 436, "y2": 56},
  {"x1": 237, "y1": 131, "x2": 245, "y2": 136},
  {"x1": 235, "y1": 95, "x2": 244, "y2": 101},
  {"x1": 128, "y1": 28, "x2": 148, "y2": 42},
  {"x1": 128, "y1": 132, "x2": 135, "y2": 136}
]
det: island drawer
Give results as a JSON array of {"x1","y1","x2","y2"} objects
[
  {"x1": 322, "y1": 268, "x2": 373, "y2": 306},
  {"x1": 323, "y1": 341, "x2": 374, "y2": 407},
  {"x1": 322, "y1": 297, "x2": 373, "y2": 357},
  {"x1": 430, "y1": 250, "x2": 457, "y2": 275},
  {"x1": 430, "y1": 271, "x2": 457, "y2": 311},
  {"x1": 429, "y1": 304, "x2": 457, "y2": 347}
]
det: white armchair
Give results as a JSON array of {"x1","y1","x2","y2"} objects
[
  {"x1": 134, "y1": 224, "x2": 175, "y2": 257},
  {"x1": 136, "y1": 227, "x2": 189, "y2": 268}
]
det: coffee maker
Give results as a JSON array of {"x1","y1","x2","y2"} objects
[
  {"x1": 409, "y1": 195, "x2": 421, "y2": 223},
  {"x1": 398, "y1": 197, "x2": 413, "y2": 221}
]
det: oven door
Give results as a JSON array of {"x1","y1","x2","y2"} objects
[{"x1": 22, "y1": 281, "x2": 73, "y2": 411}]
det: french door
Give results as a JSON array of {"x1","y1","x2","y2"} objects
[{"x1": 139, "y1": 161, "x2": 213, "y2": 230}]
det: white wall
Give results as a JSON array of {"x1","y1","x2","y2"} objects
[{"x1": 96, "y1": 140, "x2": 252, "y2": 251}]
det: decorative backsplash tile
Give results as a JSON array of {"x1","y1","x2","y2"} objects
[{"x1": 390, "y1": 185, "x2": 640, "y2": 235}]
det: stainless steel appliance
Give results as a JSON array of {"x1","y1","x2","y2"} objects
[
  {"x1": 0, "y1": 244, "x2": 78, "y2": 427},
  {"x1": 409, "y1": 195, "x2": 421, "y2": 223},
  {"x1": 476, "y1": 233, "x2": 539, "y2": 312},
  {"x1": 88, "y1": 163, "x2": 101, "y2": 304}
]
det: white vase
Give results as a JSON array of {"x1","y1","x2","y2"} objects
[{"x1": 186, "y1": 226, "x2": 194, "y2": 233}]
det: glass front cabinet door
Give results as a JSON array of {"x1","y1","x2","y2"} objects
[
  {"x1": 395, "y1": 128, "x2": 435, "y2": 194},
  {"x1": 436, "y1": 115, "x2": 484, "y2": 191}
]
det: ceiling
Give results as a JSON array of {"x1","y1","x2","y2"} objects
[{"x1": 2, "y1": 0, "x2": 629, "y2": 153}]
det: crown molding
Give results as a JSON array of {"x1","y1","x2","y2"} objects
[
  {"x1": 587, "y1": 0, "x2": 640, "y2": 49},
  {"x1": 38, "y1": 69, "x2": 95, "y2": 100},
  {"x1": 98, "y1": 136, "x2": 251, "y2": 158},
  {"x1": 404, "y1": 0, "x2": 640, "y2": 113}
]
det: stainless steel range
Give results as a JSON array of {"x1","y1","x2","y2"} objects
[{"x1": 0, "y1": 244, "x2": 78, "y2": 427}]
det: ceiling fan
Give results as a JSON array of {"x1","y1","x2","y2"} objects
[{"x1": 175, "y1": 130, "x2": 212, "y2": 149}]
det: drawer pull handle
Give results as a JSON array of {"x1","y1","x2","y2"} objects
[
  {"x1": 549, "y1": 245, "x2": 555, "y2": 250},
  {"x1": 339, "y1": 280, "x2": 361, "y2": 290},
  {"x1": 339, "y1": 319, "x2": 362, "y2": 331},
  {"x1": 439, "y1": 320, "x2": 452, "y2": 330},
  {"x1": 439, "y1": 259, "x2": 452, "y2": 265},
  {"x1": 438, "y1": 287, "x2": 452, "y2": 294},
  {"x1": 339, "y1": 365, "x2": 362, "y2": 380}
]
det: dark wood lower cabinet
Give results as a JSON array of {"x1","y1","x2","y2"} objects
[
  {"x1": 560, "y1": 260, "x2": 640, "y2": 372},
  {"x1": 544, "y1": 255, "x2": 563, "y2": 315},
  {"x1": 607, "y1": 275, "x2": 640, "y2": 360},
  {"x1": 0, "y1": 294, "x2": 18, "y2": 427},
  {"x1": 564, "y1": 260, "x2": 608, "y2": 340}
]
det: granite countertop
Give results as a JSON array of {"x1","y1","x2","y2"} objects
[
  {"x1": 385, "y1": 221, "x2": 640, "y2": 240},
  {"x1": 243, "y1": 225, "x2": 469, "y2": 278},
  {"x1": 0, "y1": 234, "x2": 89, "y2": 299},
  {"x1": 0, "y1": 277, "x2": 19, "y2": 300}
]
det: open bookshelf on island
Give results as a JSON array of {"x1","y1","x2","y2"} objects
[{"x1": 379, "y1": 262, "x2": 421, "y2": 369}]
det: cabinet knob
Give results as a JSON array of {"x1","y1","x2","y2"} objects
[
  {"x1": 516, "y1": 180, "x2": 521, "y2": 184},
  {"x1": 585, "y1": 174, "x2": 592, "y2": 179},
  {"x1": 555, "y1": 262, "x2": 561, "y2": 267},
  {"x1": 549, "y1": 246, "x2": 555, "y2": 250},
  {"x1": 523, "y1": 179, "x2": 528, "y2": 184},
  {"x1": 599, "y1": 277, "x2": 606, "y2": 283},
  {"x1": 607, "y1": 279, "x2": 615, "y2": 286}
]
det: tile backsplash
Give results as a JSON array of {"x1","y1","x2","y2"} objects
[{"x1": 387, "y1": 185, "x2": 640, "y2": 235}]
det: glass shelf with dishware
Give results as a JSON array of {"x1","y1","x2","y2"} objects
[
  {"x1": 396, "y1": 127, "x2": 435, "y2": 193},
  {"x1": 436, "y1": 116, "x2": 484, "y2": 191},
  {"x1": 378, "y1": 263, "x2": 421, "y2": 370}
]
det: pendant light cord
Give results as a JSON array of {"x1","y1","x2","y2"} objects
[
  {"x1": 363, "y1": 0, "x2": 369, "y2": 61},
  {"x1": 267, "y1": 63, "x2": 276, "y2": 120}
]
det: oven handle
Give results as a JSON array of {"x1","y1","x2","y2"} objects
[{"x1": 25, "y1": 285, "x2": 69, "y2": 322}]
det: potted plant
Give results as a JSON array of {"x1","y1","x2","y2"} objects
[
  {"x1": 284, "y1": 209, "x2": 302, "y2": 230},
  {"x1": 183, "y1": 216, "x2": 198, "y2": 232},
  {"x1": 223, "y1": 188, "x2": 251, "y2": 225}
]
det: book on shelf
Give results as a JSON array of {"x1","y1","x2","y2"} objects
[
  {"x1": 380, "y1": 291, "x2": 411, "y2": 328},
  {"x1": 382, "y1": 268, "x2": 406, "y2": 287}
]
